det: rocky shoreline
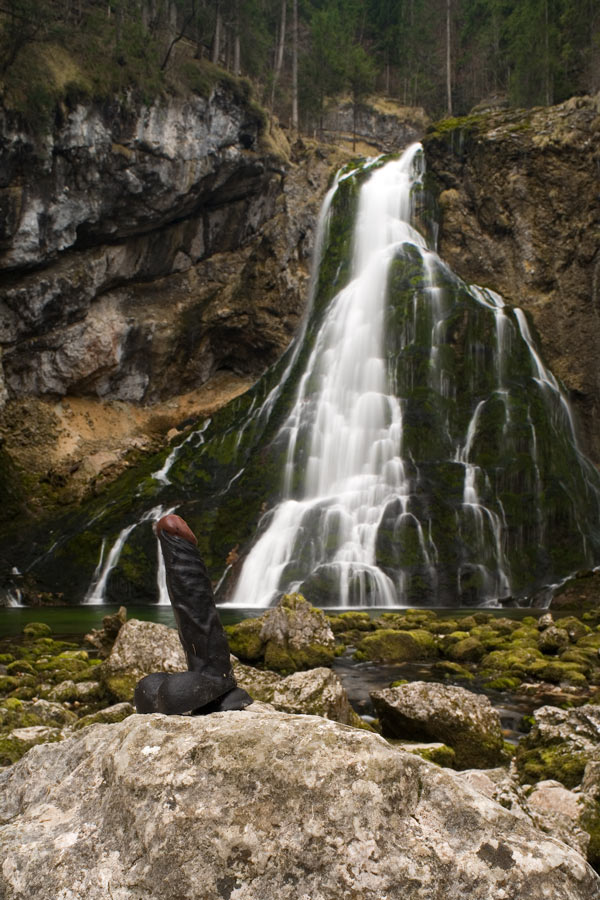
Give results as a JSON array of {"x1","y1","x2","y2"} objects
[{"x1": 2, "y1": 598, "x2": 600, "y2": 887}]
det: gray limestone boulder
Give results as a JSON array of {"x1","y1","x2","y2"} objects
[
  {"x1": 100, "y1": 619, "x2": 186, "y2": 701},
  {"x1": 371, "y1": 681, "x2": 505, "y2": 768},
  {"x1": 0, "y1": 709, "x2": 598, "y2": 900}
]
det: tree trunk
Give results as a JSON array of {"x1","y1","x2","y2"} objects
[
  {"x1": 446, "y1": 0, "x2": 452, "y2": 115},
  {"x1": 291, "y1": 0, "x2": 298, "y2": 130},
  {"x1": 212, "y1": 0, "x2": 222, "y2": 65},
  {"x1": 270, "y1": 0, "x2": 286, "y2": 108},
  {"x1": 233, "y1": 0, "x2": 241, "y2": 75}
]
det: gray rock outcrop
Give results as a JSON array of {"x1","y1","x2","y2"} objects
[
  {"x1": 0, "y1": 709, "x2": 597, "y2": 899},
  {"x1": 371, "y1": 681, "x2": 505, "y2": 768}
]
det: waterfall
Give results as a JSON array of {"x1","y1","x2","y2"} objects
[
  {"x1": 20, "y1": 143, "x2": 600, "y2": 608},
  {"x1": 84, "y1": 504, "x2": 172, "y2": 604},
  {"x1": 224, "y1": 143, "x2": 600, "y2": 608}
]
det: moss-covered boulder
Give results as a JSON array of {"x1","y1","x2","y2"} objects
[
  {"x1": 22, "y1": 622, "x2": 52, "y2": 639},
  {"x1": 432, "y1": 660, "x2": 475, "y2": 681},
  {"x1": 516, "y1": 704, "x2": 600, "y2": 788},
  {"x1": 226, "y1": 594, "x2": 335, "y2": 675},
  {"x1": 371, "y1": 681, "x2": 506, "y2": 769},
  {"x1": 447, "y1": 636, "x2": 485, "y2": 663},
  {"x1": 327, "y1": 611, "x2": 374, "y2": 634},
  {"x1": 356, "y1": 628, "x2": 438, "y2": 662}
]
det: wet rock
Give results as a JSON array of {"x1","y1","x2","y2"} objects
[
  {"x1": 0, "y1": 710, "x2": 597, "y2": 899},
  {"x1": 516, "y1": 704, "x2": 600, "y2": 788},
  {"x1": 371, "y1": 681, "x2": 505, "y2": 769}
]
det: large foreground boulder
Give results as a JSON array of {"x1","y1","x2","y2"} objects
[
  {"x1": 0, "y1": 709, "x2": 597, "y2": 899},
  {"x1": 371, "y1": 681, "x2": 505, "y2": 768}
]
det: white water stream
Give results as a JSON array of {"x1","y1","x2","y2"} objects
[{"x1": 230, "y1": 146, "x2": 426, "y2": 607}]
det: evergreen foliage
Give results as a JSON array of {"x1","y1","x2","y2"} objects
[{"x1": 0, "y1": 1, "x2": 598, "y2": 128}]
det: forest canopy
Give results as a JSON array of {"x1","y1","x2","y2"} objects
[{"x1": 1, "y1": 0, "x2": 599, "y2": 130}]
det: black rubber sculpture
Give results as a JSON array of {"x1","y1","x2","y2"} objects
[{"x1": 134, "y1": 514, "x2": 252, "y2": 715}]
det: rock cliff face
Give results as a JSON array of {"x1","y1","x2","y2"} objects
[
  {"x1": 424, "y1": 95, "x2": 600, "y2": 465},
  {"x1": 0, "y1": 87, "x2": 340, "y2": 510}
]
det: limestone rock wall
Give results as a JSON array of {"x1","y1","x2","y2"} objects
[
  {"x1": 423, "y1": 95, "x2": 600, "y2": 464},
  {"x1": 0, "y1": 89, "x2": 331, "y2": 405}
]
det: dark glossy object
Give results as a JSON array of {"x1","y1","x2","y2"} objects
[{"x1": 134, "y1": 515, "x2": 252, "y2": 715}]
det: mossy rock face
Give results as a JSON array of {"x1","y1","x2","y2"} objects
[
  {"x1": 22, "y1": 622, "x2": 52, "y2": 639},
  {"x1": 6, "y1": 660, "x2": 35, "y2": 676},
  {"x1": 372, "y1": 681, "x2": 505, "y2": 769},
  {"x1": 0, "y1": 726, "x2": 63, "y2": 766},
  {"x1": 399, "y1": 741, "x2": 457, "y2": 768},
  {"x1": 327, "y1": 612, "x2": 374, "y2": 634},
  {"x1": 447, "y1": 636, "x2": 485, "y2": 663},
  {"x1": 515, "y1": 705, "x2": 600, "y2": 788},
  {"x1": 554, "y1": 617, "x2": 592, "y2": 642},
  {"x1": 227, "y1": 594, "x2": 335, "y2": 674},
  {"x1": 356, "y1": 628, "x2": 438, "y2": 663},
  {"x1": 225, "y1": 620, "x2": 264, "y2": 663},
  {"x1": 103, "y1": 673, "x2": 138, "y2": 703},
  {"x1": 483, "y1": 675, "x2": 522, "y2": 691},
  {"x1": 432, "y1": 660, "x2": 475, "y2": 681},
  {"x1": 0, "y1": 676, "x2": 22, "y2": 695},
  {"x1": 539, "y1": 627, "x2": 570, "y2": 654}
]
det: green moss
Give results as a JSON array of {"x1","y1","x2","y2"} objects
[
  {"x1": 484, "y1": 675, "x2": 522, "y2": 691},
  {"x1": 580, "y1": 803, "x2": 600, "y2": 871},
  {"x1": 225, "y1": 621, "x2": 264, "y2": 662},
  {"x1": 22, "y1": 622, "x2": 52, "y2": 639},
  {"x1": 516, "y1": 742, "x2": 588, "y2": 788},
  {"x1": 357, "y1": 628, "x2": 438, "y2": 663},
  {"x1": 103, "y1": 673, "x2": 137, "y2": 703},
  {"x1": 263, "y1": 641, "x2": 296, "y2": 675},
  {"x1": 405, "y1": 743, "x2": 457, "y2": 768},
  {"x1": 433, "y1": 661, "x2": 475, "y2": 681},
  {"x1": 447, "y1": 637, "x2": 485, "y2": 663},
  {"x1": 0, "y1": 676, "x2": 20, "y2": 695},
  {"x1": 327, "y1": 611, "x2": 373, "y2": 634},
  {"x1": 73, "y1": 703, "x2": 134, "y2": 730},
  {"x1": 6, "y1": 660, "x2": 35, "y2": 676}
]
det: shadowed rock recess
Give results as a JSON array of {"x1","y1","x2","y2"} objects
[{"x1": 1, "y1": 710, "x2": 599, "y2": 899}]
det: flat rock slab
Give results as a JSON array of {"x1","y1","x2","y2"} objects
[{"x1": 0, "y1": 708, "x2": 598, "y2": 899}]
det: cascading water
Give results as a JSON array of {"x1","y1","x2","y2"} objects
[{"x1": 222, "y1": 143, "x2": 600, "y2": 607}]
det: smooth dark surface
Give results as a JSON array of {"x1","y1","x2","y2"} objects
[{"x1": 134, "y1": 521, "x2": 252, "y2": 715}]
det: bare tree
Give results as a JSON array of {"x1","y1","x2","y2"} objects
[
  {"x1": 270, "y1": 0, "x2": 286, "y2": 108},
  {"x1": 291, "y1": 0, "x2": 298, "y2": 129},
  {"x1": 212, "y1": 0, "x2": 222, "y2": 64},
  {"x1": 446, "y1": 0, "x2": 452, "y2": 114}
]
